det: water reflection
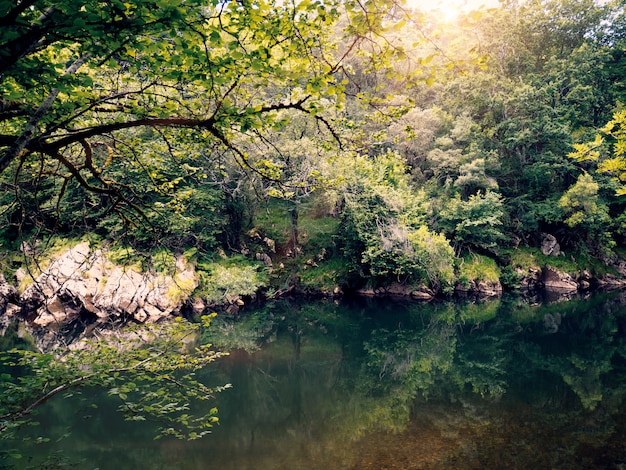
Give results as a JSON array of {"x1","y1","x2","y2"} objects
[{"x1": 5, "y1": 292, "x2": 626, "y2": 469}]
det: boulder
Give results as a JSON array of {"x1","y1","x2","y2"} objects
[
  {"x1": 0, "y1": 274, "x2": 17, "y2": 315},
  {"x1": 542, "y1": 265, "x2": 578, "y2": 292},
  {"x1": 541, "y1": 233, "x2": 561, "y2": 257},
  {"x1": 18, "y1": 242, "x2": 199, "y2": 338}
]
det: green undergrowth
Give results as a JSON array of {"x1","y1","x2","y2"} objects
[
  {"x1": 197, "y1": 255, "x2": 269, "y2": 305},
  {"x1": 252, "y1": 194, "x2": 342, "y2": 292},
  {"x1": 506, "y1": 247, "x2": 618, "y2": 278},
  {"x1": 253, "y1": 196, "x2": 339, "y2": 251},
  {"x1": 299, "y1": 256, "x2": 351, "y2": 292},
  {"x1": 458, "y1": 254, "x2": 501, "y2": 285}
]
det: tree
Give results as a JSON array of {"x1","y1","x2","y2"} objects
[
  {"x1": 437, "y1": 190, "x2": 506, "y2": 254},
  {"x1": 0, "y1": 0, "x2": 418, "y2": 247},
  {"x1": 337, "y1": 151, "x2": 455, "y2": 289},
  {"x1": 1, "y1": 316, "x2": 230, "y2": 448}
]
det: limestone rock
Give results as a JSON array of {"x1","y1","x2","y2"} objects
[
  {"x1": 19, "y1": 242, "x2": 199, "y2": 336},
  {"x1": 0, "y1": 274, "x2": 17, "y2": 315}
]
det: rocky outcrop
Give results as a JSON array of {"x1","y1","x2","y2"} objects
[
  {"x1": 542, "y1": 265, "x2": 578, "y2": 292},
  {"x1": 2, "y1": 242, "x2": 199, "y2": 349},
  {"x1": 454, "y1": 279, "x2": 503, "y2": 298}
]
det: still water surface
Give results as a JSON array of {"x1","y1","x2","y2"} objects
[{"x1": 8, "y1": 293, "x2": 626, "y2": 469}]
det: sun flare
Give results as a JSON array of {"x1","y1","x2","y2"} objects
[{"x1": 406, "y1": 0, "x2": 500, "y2": 22}]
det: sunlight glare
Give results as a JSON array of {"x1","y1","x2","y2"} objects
[{"x1": 406, "y1": 0, "x2": 501, "y2": 22}]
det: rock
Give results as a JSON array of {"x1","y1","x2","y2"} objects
[
  {"x1": 263, "y1": 237, "x2": 276, "y2": 253},
  {"x1": 386, "y1": 283, "x2": 413, "y2": 296},
  {"x1": 191, "y1": 297, "x2": 206, "y2": 315},
  {"x1": 542, "y1": 265, "x2": 578, "y2": 292},
  {"x1": 255, "y1": 252, "x2": 273, "y2": 267},
  {"x1": 17, "y1": 242, "x2": 199, "y2": 342},
  {"x1": 0, "y1": 274, "x2": 17, "y2": 315},
  {"x1": 541, "y1": 233, "x2": 561, "y2": 257},
  {"x1": 454, "y1": 280, "x2": 502, "y2": 297},
  {"x1": 475, "y1": 280, "x2": 503, "y2": 297},
  {"x1": 5, "y1": 303, "x2": 20, "y2": 317},
  {"x1": 411, "y1": 289, "x2": 434, "y2": 300}
]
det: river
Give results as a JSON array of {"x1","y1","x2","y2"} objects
[{"x1": 4, "y1": 292, "x2": 626, "y2": 469}]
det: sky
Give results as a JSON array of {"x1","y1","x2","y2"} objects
[{"x1": 407, "y1": 0, "x2": 502, "y2": 21}]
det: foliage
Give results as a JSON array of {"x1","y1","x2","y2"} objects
[
  {"x1": 559, "y1": 173, "x2": 613, "y2": 248},
  {"x1": 197, "y1": 256, "x2": 268, "y2": 305},
  {"x1": 437, "y1": 190, "x2": 506, "y2": 253},
  {"x1": 569, "y1": 110, "x2": 626, "y2": 192},
  {"x1": 337, "y1": 152, "x2": 455, "y2": 288},
  {"x1": 0, "y1": 317, "x2": 230, "y2": 447},
  {"x1": 0, "y1": 0, "x2": 428, "y2": 251}
]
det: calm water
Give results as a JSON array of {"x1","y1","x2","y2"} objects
[{"x1": 5, "y1": 292, "x2": 626, "y2": 469}]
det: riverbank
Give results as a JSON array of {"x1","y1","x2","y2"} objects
[{"x1": 1, "y1": 234, "x2": 626, "y2": 351}]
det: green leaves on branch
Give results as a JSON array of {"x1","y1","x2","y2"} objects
[
  {"x1": 0, "y1": 318, "x2": 230, "y2": 442},
  {"x1": 569, "y1": 111, "x2": 626, "y2": 195}
]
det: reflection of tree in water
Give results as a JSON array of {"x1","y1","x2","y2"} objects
[{"x1": 10, "y1": 294, "x2": 626, "y2": 469}]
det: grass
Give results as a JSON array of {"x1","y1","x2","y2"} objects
[
  {"x1": 458, "y1": 254, "x2": 501, "y2": 284},
  {"x1": 299, "y1": 257, "x2": 350, "y2": 292},
  {"x1": 506, "y1": 247, "x2": 619, "y2": 277}
]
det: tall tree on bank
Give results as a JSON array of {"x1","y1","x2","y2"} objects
[{"x1": 0, "y1": 0, "x2": 419, "y2": 246}]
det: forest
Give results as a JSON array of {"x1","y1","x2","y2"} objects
[
  {"x1": 2, "y1": 0, "x2": 626, "y2": 464},
  {"x1": 1, "y1": 0, "x2": 626, "y2": 297}
]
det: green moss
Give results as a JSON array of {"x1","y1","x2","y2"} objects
[
  {"x1": 299, "y1": 257, "x2": 349, "y2": 292},
  {"x1": 458, "y1": 254, "x2": 501, "y2": 284},
  {"x1": 152, "y1": 249, "x2": 177, "y2": 275},
  {"x1": 506, "y1": 247, "x2": 618, "y2": 278},
  {"x1": 106, "y1": 245, "x2": 143, "y2": 272}
]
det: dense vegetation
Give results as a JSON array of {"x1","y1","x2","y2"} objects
[
  {"x1": 3, "y1": 0, "x2": 626, "y2": 463},
  {"x1": 1, "y1": 0, "x2": 626, "y2": 296}
]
